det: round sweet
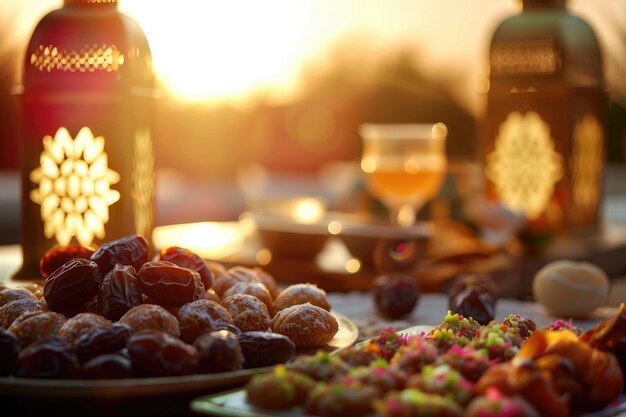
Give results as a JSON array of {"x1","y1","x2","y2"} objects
[
  {"x1": 0, "y1": 298, "x2": 45, "y2": 329},
  {"x1": 406, "y1": 364, "x2": 474, "y2": 406},
  {"x1": 212, "y1": 266, "x2": 260, "y2": 296},
  {"x1": 374, "y1": 389, "x2": 464, "y2": 417},
  {"x1": 273, "y1": 284, "x2": 331, "y2": 313},
  {"x1": 305, "y1": 382, "x2": 379, "y2": 417},
  {"x1": 127, "y1": 329, "x2": 198, "y2": 377},
  {"x1": 193, "y1": 330, "x2": 244, "y2": 373},
  {"x1": 334, "y1": 363, "x2": 407, "y2": 395},
  {"x1": 435, "y1": 345, "x2": 492, "y2": 382},
  {"x1": 246, "y1": 366, "x2": 315, "y2": 410},
  {"x1": 119, "y1": 304, "x2": 181, "y2": 338},
  {"x1": 0, "y1": 288, "x2": 37, "y2": 308},
  {"x1": 466, "y1": 388, "x2": 540, "y2": 417},
  {"x1": 533, "y1": 260, "x2": 609, "y2": 319},
  {"x1": 252, "y1": 267, "x2": 280, "y2": 299},
  {"x1": 177, "y1": 299, "x2": 234, "y2": 343},
  {"x1": 8, "y1": 310, "x2": 67, "y2": 348},
  {"x1": 223, "y1": 282, "x2": 273, "y2": 315},
  {"x1": 56, "y1": 313, "x2": 112, "y2": 343},
  {"x1": 222, "y1": 294, "x2": 271, "y2": 332},
  {"x1": 271, "y1": 303, "x2": 338, "y2": 347}
]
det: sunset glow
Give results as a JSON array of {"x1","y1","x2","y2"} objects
[
  {"x1": 4, "y1": 0, "x2": 624, "y2": 106},
  {"x1": 120, "y1": 1, "x2": 315, "y2": 103}
]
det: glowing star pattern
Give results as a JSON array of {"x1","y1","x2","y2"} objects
[
  {"x1": 486, "y1": 111, "x2": 563, "y2": 219},
  {"x1": 571, "y1": 114, "x2": 603, "y2": 212},
  {"x1": 30, "y1": 127, "x2": 120, "y2": 246}
]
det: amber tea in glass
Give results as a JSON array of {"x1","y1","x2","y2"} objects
[{"x1": 359, "y1": 123, "x2": 447, "y2": 226}]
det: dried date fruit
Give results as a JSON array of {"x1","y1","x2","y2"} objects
[
  {"x1": 81, "y1": 354, "x2": 134, "y2": 379},
  {"x1": 90, "y1": 234, "x2": 150, "y2": 277},
  {"x1": 98, "y1": 264, "x2": 143, "y2": 320},
  {"x1": 16, "y1": 335, "x2": 79, "y2": 379},
  {"x1": 374, "y1": 274, "x2": 420, "y2": 319},
  {"x1": 237, "y1": 331, "x2": 295, "y2": 369},
  {"x1": 138, "y1": 261, "x2": 205, "y2": 307},
  {"x1": 74, "y1": 324, "x2": 132, "y2": 363},
  {"x1": 449, "y1": 286, "x2": 496, "y2": 325},
  {"x1": 159, "y1": 246, "x2": 213, "y2": 290},
  {"x1": 0, "y1": 329, "x2": 20, "y2": 376},
  {"x1": 449, "y1": 274, "x2": 496, "y2": 300},
  {"x1": 43, "y1": 258, "x2": 101, "y2": 315},
  {"x1": 127, "y1": 330, "x2": 198, "y2": 377},
  {"x1": 193, "y1": 330, "x2": 244, "y2": 373},
  {"x1": 40, "y1": 245, "x2": 95, "y2": 279}
]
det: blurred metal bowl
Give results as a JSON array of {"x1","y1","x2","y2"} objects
[
  {"x1": 247, "y1": 211, "x2": 331, "y2": 260},
  {"x1": 335, "y1": 218, "x2": 432, "y2": 270}
]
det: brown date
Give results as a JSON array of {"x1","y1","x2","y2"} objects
[
  {"x1": 98, "y1": 264, "x2": 143, "y2": 320},
  {"x1": 138, "y1": 261, "x2": 205, "y2": 307},
  {"x1": 43, "y1": 258, "x2": 101, "y2": 315},
  {"x1": 90, "y1": 234, "x2": 150, "y2": 277},
  {"x1": 159, "y1": 246, "x2": 213, "y2": 290},
  {"x1": 449, "y1": 285, "x2": 496, "y2": 325},
  {"x1": 74, "y1": 324, "x2": 132, "y2": 363},
  {"x1": 81, "y1": 354, "x2": 133, "y2": 379},
  {"x1": 127, "y1": 330, "x2": 198, "y2": 377},
  {"x1": 193, "y1": 330, "x2": 244, "y2": 373},
  {"x1": 0, "y1": 329, "x2": 20, "y2": 376},
  {"x1": 374, "y1": 274, "x2": 420, "y2": 319},
  {"x1": 237, "y1": 331, "x2": 295, "y2": 369},
  {"x1": 16, "y1": 335, "x2": 79, "y2": 379},
  {"x1": 40, "y1": 245, "x2": 95, "y2": 279}
]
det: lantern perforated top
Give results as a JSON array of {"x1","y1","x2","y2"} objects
[
  {"x1": 25, "y1": 0, "x2": 153, "y2": 92},
  {"x1": 489, "y1": 0, "x2": 602, "y2": 87}
]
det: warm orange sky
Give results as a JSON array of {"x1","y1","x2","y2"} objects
[{"x1": 3, "y1": 0, "x2": 625, "y2": 111}]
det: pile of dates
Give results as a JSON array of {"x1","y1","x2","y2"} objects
[{"x1": 0, "y1": 235, "x2": 296, "y2": 379}]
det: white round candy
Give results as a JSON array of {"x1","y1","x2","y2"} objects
[{"x1": 533, "y1": 260, "x2": 609, "y2": 319}]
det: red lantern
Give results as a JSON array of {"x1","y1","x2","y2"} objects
[{"x1": 14, "y1": 0, "x2": 155, "y2": 279}]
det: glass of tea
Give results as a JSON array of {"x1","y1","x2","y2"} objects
[{"x1": 359, "y1": 123, "x2": 448, "y2": 226}]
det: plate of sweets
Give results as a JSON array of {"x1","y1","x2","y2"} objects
[
  {"x1": 0, "y1": 235, "x2": 358, "y2": 399},
  {"x1": 191, "y1": 302, "x2": 626, "y2": 417}
]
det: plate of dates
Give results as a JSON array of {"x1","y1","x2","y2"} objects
[{"x1": 0, "y1": 312, "x2": 357, "y2": 399}]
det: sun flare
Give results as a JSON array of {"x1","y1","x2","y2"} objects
[{"x1": 120, "y1": 1, "x2": 314, "y2": 103}]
